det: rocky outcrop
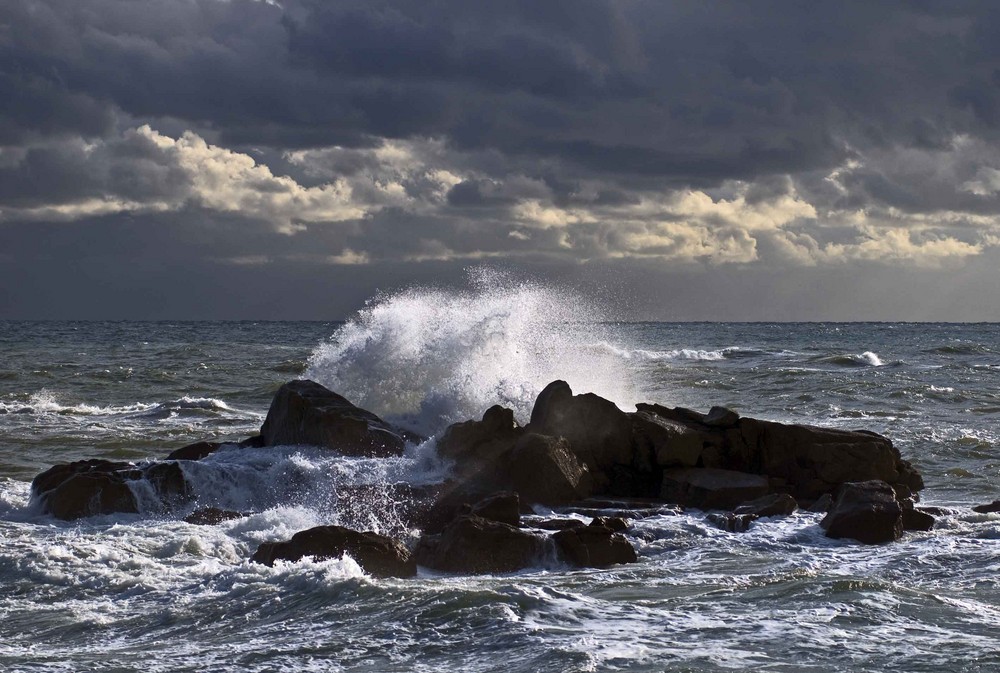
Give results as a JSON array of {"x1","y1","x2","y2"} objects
[
  {"x1": 467, "y1": 491, "x2": 521, "y2": 527},
  {"x1": 30, "y1": 459, "x2": 193, "y2": 520},
  {"x1": 414, "y1": 515, "x2": 547, "y2": 574},
  {"x1": 250, "y1": 525, "x2": 416, "y2": 578},
  {"x1": 507, "y1": 433, "x2": 594, "y2": 505},
  {"x1": 820, "y1": 480, "x2": 903, "y2": 544},
  {"x1": 553, "y1": 524, "x2": 637, "y2": 568},
  {"x1": 166, "y1": 441, "x2": 222, "y2": 461},
  {"x1": 437, "y1": 405, "x2": 522, "y2": 464},
  {"x1": 259, "y1": 379, "x2": 422, "y2": 456}
]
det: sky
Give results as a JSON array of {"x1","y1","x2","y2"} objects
[{"x1": 3, "y1": 0, "x2": 1000, "y2": 320}]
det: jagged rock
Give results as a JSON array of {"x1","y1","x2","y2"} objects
[
  {"x1": 250, "y1": 525, "x2": 416, "y2": 578},
  {"x1": 660, "y1": 468, "x2": 770, "y2": 510},
  {"x1": 704, "y1": 406, "x2": 740, "y2": 428},
  {"x1": 820, "y1": 480, "x2": 903, "y2": 544},
  {"x1": 184, "y1": 507, "x2": 247, "y2": 525},
  {"x1": 631, "y1": 411, "x2": 705, "y2": 469},
  {"x1": 30, "y1": 460, "x2": 139, "y2": 520},
  {"x1": 508, "y1": 433, "x2": 594, "y2": 505},
  {"x1": 552, "y1": 524, "x2": 637, "y2": 568},
  {"x1": 734, "y1": 493, "x2": 799, "y2": 518},
  {"x1": 527, "y1": 380, "x2": 633, "y2": 477},
  {"x1": 590, "y1": 516, "x2": 629, "y2": 532},
  {"x1": 167, "y1": 441, "x2": 222, "y2": 461},
  {"x1": 707, "y1": 512, "x2": 758, "y2": 532},
  {"x1": 972, "y1": 499, "x2": 1000, "y2": 514},
  {"x1": 466, "y1": 491, "x2": 521, "y2": 527},
  {"x1": 259, "y1": 379, "x2": 421, "y2": 457},
  {"x1": 414, "y1": 515, "x2": 546, "y2": 574},
  {"x1": 437, "y1": 405, "x2": 521, "y2": 464},
  {"x1": 902, "y1": 507, "x2": 935, "y2": 531}
]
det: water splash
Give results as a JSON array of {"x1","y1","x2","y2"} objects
[{"x1": 306, "y1": 268, "x2": 641, "y2": 436}]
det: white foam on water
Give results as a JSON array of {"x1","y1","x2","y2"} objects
[
  {"x1": 860, "y1": 351, "x2": 884, "y2": 366},
  {"x1": 306, "y1": 267, "x2": 642, "y2": 436}
]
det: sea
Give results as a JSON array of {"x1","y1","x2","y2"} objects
[{"x1": 1, "y1": 276, "x2": 999, "y2": 672}]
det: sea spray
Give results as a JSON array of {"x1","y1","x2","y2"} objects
[{"x1": 306, "y1": 268, "x2": 642, "y2": 436}]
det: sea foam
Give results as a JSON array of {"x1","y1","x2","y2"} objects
[{"x1": 306, "y1": 268, "x2": 641, "y2": 436}]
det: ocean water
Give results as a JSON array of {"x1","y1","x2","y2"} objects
[{"x1": 2, "y1": 279, "x2": 1000, "y2": 672}]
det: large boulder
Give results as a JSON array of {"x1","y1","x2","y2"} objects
[
  {"x1": 30, "y1": 459, "x2": 194, "y2": 520},
  {"x1": 414, "y1": 515, "x2": 546, "y2": 574},
  {"x1": 552, "y1": 524, "x2": 637, "y2": 568},
  {"x1": 259, "y1": 380, "x2": 421, "y2": 456},
  {"x1": 660, "y1": 468, "x2": 770, "y2": 510},
  {"x1": 527, "y1": 381, "x2": 634, "y2": 477},
  {"x1": 250, "y1": 525, "x2": 416, "y2": 578},
  {"x1": 734, "y1": 493, "x2": 799, "y2": 518},
  {"x1": 820, "y1": 480, "x2": 903, "y2": 544}
]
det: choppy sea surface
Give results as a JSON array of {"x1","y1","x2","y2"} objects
[{"x1": 2, "y1": 279, "x2": 1000, "y2": 672}]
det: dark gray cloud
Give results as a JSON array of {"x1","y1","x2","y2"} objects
[{"x1": 3, "y1": 0, "x2": 1000, "y2": 317}]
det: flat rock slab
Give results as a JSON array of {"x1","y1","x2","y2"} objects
[{"x1": 660, "y1": 468, "x2": 770, "y2": 510}]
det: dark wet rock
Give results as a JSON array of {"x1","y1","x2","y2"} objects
[
  {"x1": 707, "y1": 512, "x2": 758, "y2": 532},
  {"x1": 632, "y1": 401, "x2": 923, "y2": 503},
  {"x1": 917, "y1": 506, "x2": 950, "y2": 517},
  {"x1": 167, "y1": 441, "x2": 222, "y2": 461},
  {"x1": 184, "y1": 507, "x2": 247, "y2": 525},
  {"x1": 31, "y1": 459, "x2": 139, "y2": 520},
  {"x1": 507, "y1": 433, "x2": 594, "y2": 505},
  {"x1": 631, "y1": 410, "x2": 706, "y2": 469},
  {"x1": 972, "y1": 499, "x2": 1000, "y2": 514},
  {"x1": 552, "y1": 524, "x2": 638, "y2": 568},
  {"x1": 30, "y1": 459, "x2": 198, "y2": 520},
  {"x1": 259, "y1": 379, "x2": 421, "y2": 457},
  {"x1": 820, "y1": 480, "x2": 903, "y2": 544},
  {"x1": 414, "y1": 515, "x2": 546, "y2": 574},
  {"x1": 250, "y1": 525, "x2": 416, "y2": 578},
  {"x1": 437, "y1": 405, "x2": 522, "y2": 464},
  {"x1": 902, "y1": 507, "x2": 935, "y2": 531},
  {"x1": 808, "y1": 493, "x2": 834, "y2": 513},
  {"x1": 466, "y1": 491, "x2": 521, "y2": 527},
  {"x1": 239, "y1": 435, "x2": 266, "y2": 448},
  {"x1": 525, "y1": 518, "x2": 588, "y2": 531},
  {"x1": 589, "y1": 516, "x2": 629, "y2": 532},
  {"x1": 734, "y1": 493, "x2": 799, "y2": 518},
  {"x1": 660, "y1": 468, "x2": 770, "y2": 510},
  {"x1": 528, "y1": 380, "x2": 633, "y2": 477}
]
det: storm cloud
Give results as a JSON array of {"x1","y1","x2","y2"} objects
[{"x1": 3, "y1": 0, "x2": 1000, "y2": 318}]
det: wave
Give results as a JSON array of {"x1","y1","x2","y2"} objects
[
  {"x1": 306, "y1": 267, "x2": 642, "y2": 436},
  {"x1": 0, "y1": 391, "x2": 251, "y2": 419},
  {"x1": 815, "y1": 351, "x2": 885, "y2": 367}
]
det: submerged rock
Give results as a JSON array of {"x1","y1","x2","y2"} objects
[
  {"x1": 972, "y1": 499, "x2": 1000, "y2": 514},
  {"x1": 250, "y1": 525, "x2": 416, "y2": 578},
  {"x1": 259, "y1": 379, "x2": 421, "y2": 456},
  {"x1": 820, "y1": 480, "x2": 903, "y2": 544},
  {"x1": 707, "y1": 512, "x2": 758, "y2": 533},
  {"x1": 734, "y1": 493, "x2": 799, "y2": 518},
  {"x1": 184, "y1": 507, "x2": 247, "y2": 525}
]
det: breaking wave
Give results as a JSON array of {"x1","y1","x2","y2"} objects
[{"x1": 306, "y1": 268, "x2": 641, "y2": 436}]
